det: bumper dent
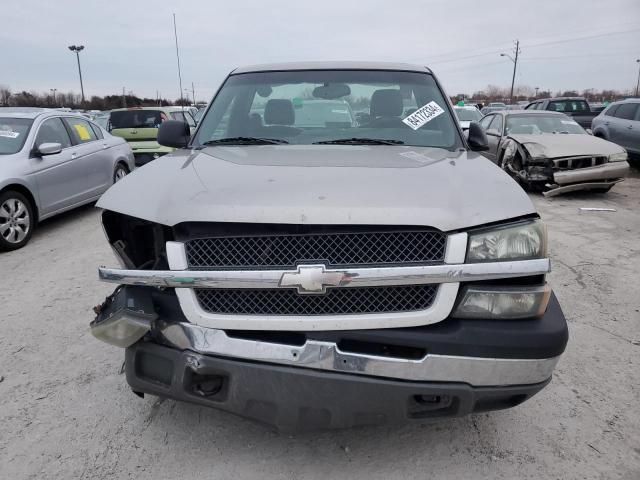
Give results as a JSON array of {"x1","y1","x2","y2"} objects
[
  {"x1": 157, "y1": 320, "x2": 560, "y2": 386},
  {"x1": 553, "y1": 161, "x2": 629, "y2": 185},
  {"x1": 543, "y1": 179, "x2": 624, "y2": 197}
]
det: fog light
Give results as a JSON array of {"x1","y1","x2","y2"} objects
[
  {"x1": 453, "y1": 285, "x2": 550, "y2": 319},
  {"x1": 91, "y1": 311, "x2": 153, "y2": 348},
  {"x1": 90, "y1": 287, "x2": 157, "y2": 347}
]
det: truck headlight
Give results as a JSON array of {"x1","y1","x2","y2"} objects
[
  {"x1": 453, "y1": 285, "x2": 551, "y2": 319},
  {"x1": 467, "y1": 220, "x2": 547, "y2": 262},
  {"x1": 609, "y1": 152, "x2": 628, "y2": 162}
]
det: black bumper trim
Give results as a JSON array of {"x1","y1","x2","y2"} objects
[
  {"x1": 304, "y1": 292, "x2": 568, "y2": 359},
  {"x1": 126, "y1": 342, "x2": 551, "y2": 432}
]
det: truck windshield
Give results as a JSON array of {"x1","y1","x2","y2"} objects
[
  {"x1": 505, "y1": 114, "x2": 586, "y2": 135},
  {"x1": 0, "y1": 118, "x2": 33, "y2": 155},
  {"x1": 195, "y1": 70, "x2": 462, "y2": 149}
]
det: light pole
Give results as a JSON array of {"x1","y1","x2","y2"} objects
[
  {"x1": 50, "y1": 88, "x2": 57, "y2": 106},
  {"x1": 535, "y1": 87, "x2": 539, "y2": 99},
  {"x1": 68, "y1": 45, "x2": 86, "y2": 106},
  {"x1": 636, "y1": 59, "x2": 640, "y2": 97},
  {"x1": 500, "y1": 40, "x2": 520, "y2": 104}
]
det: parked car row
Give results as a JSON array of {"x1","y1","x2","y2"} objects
[{"x1": 2, "y1": 88, "x2": 634, "y2": 253}]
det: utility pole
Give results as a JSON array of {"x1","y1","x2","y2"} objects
[
  {"x1": 535, "y1": 87, "x2": 539, "y2": 99},
  {"x1": 636, "y1": 59, "x2": 640, "y2": 97},
  {"x1": 191, "y1": 82, "x2": 196, "y2": 106},
  {"x1": 50, "y1": 88, "x2": 57, "y2": 106},
  {"x1": 510, "y1": 40, "x2": 520, "y2": 104},
  {"x1": 122, "y1": 87, "x2": 126, "y2": 108},
  {"x1": 68, "y1": 45, "x2": 86, "y2": 106},
  {"x1": 500, "y1": 40, "x2": 520, "y2": 104}
]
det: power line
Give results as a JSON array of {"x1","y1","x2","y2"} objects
[
  {"x1": 524, "y1": 27, "x2": 640, "y2": 49},
  {"x1": 524, "y1": 51, "x2": 638, "y2": 61},
  {"x1": 410, "y1": 26, "x2": 640, "y2": 66},
  {"x1": 429, "y1": 49, "x2": 505, "y2": 65}
]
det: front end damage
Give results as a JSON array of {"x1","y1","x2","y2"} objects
[
  {"x1": 91, "y1": 209, "x2": 568, "y2": 431},
  {"x1": 92, "y1": 283, "x2": 567, "y2": 432},
  {"x1": 500, "y1": 137, "x2": 630, "y2": 196}
]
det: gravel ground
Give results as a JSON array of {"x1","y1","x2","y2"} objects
[{"x1": 1, "y1": 174, "x2": 639, "y2": 480}]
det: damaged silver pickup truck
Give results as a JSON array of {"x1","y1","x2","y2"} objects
[
  {"x1": 91, "y1": 62, "x2": 568, "y2": 431},
  {"x1": 480, "y1": 110, "x2": 630, "y2": 196}
]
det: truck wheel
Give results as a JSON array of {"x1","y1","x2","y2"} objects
[{"x1": 0, "y1": 190, "x2": 35, "y2": 251}]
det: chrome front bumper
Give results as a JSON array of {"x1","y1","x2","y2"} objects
[
  {"x1": 156, "y1": 320, "x2": 560, "y2": 386},
  {"x1": 553, "y1": 161, "x2": 630, "y2": 185},
  {"x1": 98, "y1": 258, "x2": 551, "y2": 290},
  {"x1": 542, "y1": 161, "x2": 630, "y2": 197}
]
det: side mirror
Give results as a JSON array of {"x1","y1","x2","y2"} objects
[
  {"x1": 467, "y1": 122, "x2": 490, "y2": 151},
  {"x1": 37, "y1": 142, "x2": 62, "y2": 156},
  {"x1": 157, "y1": 120, "x2": 191, "y2": 148},
  {"x1": 586, "y1": 128, "x2": 593, "y2": 135}
]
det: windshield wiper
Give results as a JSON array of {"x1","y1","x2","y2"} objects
[
  {"x1": 200, "y1": 137, "x2": 288, "y2": 146},
  {"x1": 313, "y1": 138, "x2": 404, "y2": 145}
]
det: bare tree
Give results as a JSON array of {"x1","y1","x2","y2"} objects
[{"x1": 0, "y1": 85, "x2": 11, "y2": 106}]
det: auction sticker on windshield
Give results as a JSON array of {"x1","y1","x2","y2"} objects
[{"x1": 402, "y1": 101, "x2": 445, "y2": 130}]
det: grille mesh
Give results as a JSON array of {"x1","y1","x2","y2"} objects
[
  {"x1": 194, "y1": 285, "x2": 438, "y2": 315},
  {"x1": 186, "y1": 230, "x2": 446, "y2": 269}
]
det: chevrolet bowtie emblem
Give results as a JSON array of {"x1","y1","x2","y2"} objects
[{"x1": 279, "y1": 265, "x2": 351, "y2": 294}]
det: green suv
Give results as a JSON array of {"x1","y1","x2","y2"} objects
[{"x1": 108, "y1": 107, "x2": 196, "y2": 166}]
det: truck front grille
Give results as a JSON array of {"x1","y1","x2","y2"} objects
[
  {"x1": 194, "y1": 285, "x2": 438, "y2": 315},
  {"x1": 185, "y1": 229, "x2": 446, "y2": 269}
]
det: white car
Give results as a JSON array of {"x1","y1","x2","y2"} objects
[{"x1": 453, "y1": 105, "x2": 483, "y2": 129}]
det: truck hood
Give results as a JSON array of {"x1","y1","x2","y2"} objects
[
  {"x1": 508, "y1": 133, "x2": 624, "y2": 158},
  {"x1": 97, "y1": 145, "x2": 536, "y2": 232}
]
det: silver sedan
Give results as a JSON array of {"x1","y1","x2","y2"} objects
[{"x1": 0, "y1": 108, "x2": 135, "y2": 250}]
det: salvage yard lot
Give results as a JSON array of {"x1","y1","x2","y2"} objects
[{"x1": 1, "y1": 175, "x2": 639, "y2": 479}]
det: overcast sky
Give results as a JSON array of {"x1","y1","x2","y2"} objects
[{"x1": 1, "y1": 0, "x2": 639, "y2": 101}]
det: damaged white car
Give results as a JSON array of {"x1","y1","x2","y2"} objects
[{"x1": 480, "y1": 110, "x2": 630, "y2": 196}]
